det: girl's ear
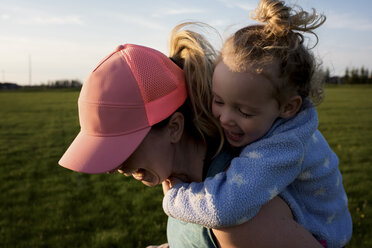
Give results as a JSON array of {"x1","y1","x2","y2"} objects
[
  {"x1": 279, "y1": 95, "x2": 302, "y2": 119},
  {"x1": 167, "y1": 112, "x2": 184, "y2": 143}
]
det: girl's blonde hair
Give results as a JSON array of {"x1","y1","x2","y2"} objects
[
  {"x1": 168, "y1": 22, "x2": 224, "y2": 154},
  {"x1": 222, "y1": 0, "x2": 326, "y2": 105}
]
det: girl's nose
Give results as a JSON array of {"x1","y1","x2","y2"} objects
[{"x1": 218, "y1": 109, "x2": 235, "y2": 126}]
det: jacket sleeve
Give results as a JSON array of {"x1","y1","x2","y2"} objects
[{"x1": 162, "y1": 132, "x2": 305, "y2": 228}]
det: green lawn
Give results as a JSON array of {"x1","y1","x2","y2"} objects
[
  {"x1": 0, "y1": 85, "x2": 371, "y2": 247},
  {"x1": 316, "y1": 85, "x2": 372, "y2": 247}
]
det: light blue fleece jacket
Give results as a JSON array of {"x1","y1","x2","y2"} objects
[{"x1": 163, "y1": 100, "x2": 352, "y2": 248}]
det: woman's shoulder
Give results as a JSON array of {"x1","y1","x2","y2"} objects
[{"x1": 204, "y1": 144, "x2": 237, "y2": 178}]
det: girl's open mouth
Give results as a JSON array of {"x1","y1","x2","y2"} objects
[{"x1": 224, "y1": 130, "x2": 244, "y2": 142}]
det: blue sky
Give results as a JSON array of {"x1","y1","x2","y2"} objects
[{"x1": 1, "y1": 0, "x2": 372, "y2": 85}]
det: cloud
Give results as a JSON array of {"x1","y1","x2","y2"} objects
[
  {"x1": 115, "y1": 15, "x2": 166, "y2": 30},
  {"x1": 1, "y1": 14, "x2": 10, "y2": 20},
  {"x1": 0, "y1": 5, "x2": 84, "y2": 26},
  {"x1": 151, "y1": 7, "x2": 204, "y2": 18},
  {"x1": 326, "y1": 12, "x2": 372, "y2": 31},
  {"x1": 217, "y1": 0, "x2": 256, "y2": 11},
  {"x1": 164, "y1": 8, "x2": 204, "y2": 15},
  {"x1": 208, "y1": 19, "x2": 230, "y2": 28},
  {"x1": 28, "y1": 16, "x2": 84, "y2": 25}
]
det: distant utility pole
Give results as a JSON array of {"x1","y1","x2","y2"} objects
[
  {"x1": 28, "y1": 54, "x2": 32, "y2": 85},
  {"x1": 1, "y1": 70, "x2": 4, "y2": 82}
]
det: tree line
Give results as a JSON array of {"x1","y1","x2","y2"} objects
[
  {"x1": 323, "y1": 66, "x2": 372, "y2": 84},
  {"x1": 1, "y1": 67, "x2": 372, "y2": 90},
  {"x1": 41, "y1": 79, "x2": 82, "y2": 88},
  {"x1": 0, "y1": 79, "x2": 82, "y2": 90}
]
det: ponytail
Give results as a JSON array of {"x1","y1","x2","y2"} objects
[{"x1": 169, "y1": 22, "x2": 224, "y2": 155}]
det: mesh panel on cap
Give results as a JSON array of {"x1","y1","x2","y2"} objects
[{"x1": 123, "y1": 46, "x2": 179, "y2": 104}]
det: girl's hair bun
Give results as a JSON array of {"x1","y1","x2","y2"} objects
[{"x1": 251, "y1": 0, "x2": 325, "y2": 39}]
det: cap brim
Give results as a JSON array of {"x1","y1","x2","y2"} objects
[{"x1": 58, "y1": 127, "x2": 151, "y2": 174}]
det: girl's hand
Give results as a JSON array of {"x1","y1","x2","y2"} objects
[
  {"x1": 162, "y1": 180, "x2": 171, "y2": 195},
  {"x1": 146, "y1": 243, "x2": 169, "y2": 248},
  {"x1": 162, "y1": 177, "x2": 183, "y2": 195}
]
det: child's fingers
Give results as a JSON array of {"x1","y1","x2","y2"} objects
[
  {"x1": 162, "y1": 176, "x2": 184, "y2": 195},
  {"x1": 146, "y1": 244, "x2": 169, "y2": 248},
  {"x1": 162, "y1": 180, "x2": 171, "y2": 195}
]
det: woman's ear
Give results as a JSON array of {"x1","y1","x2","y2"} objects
[
  {"x1": 167, "y1": 112, "x2": 184, "y2": 143},
  {"x1": 279, "y1": 95, "x2": 302, "y2": 119}
]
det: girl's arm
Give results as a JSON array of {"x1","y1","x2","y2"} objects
[{"x1": 163, "y1": 132, "x2": 304, "y2": 228}]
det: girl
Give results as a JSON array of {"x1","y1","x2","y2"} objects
[{"x1": 162, "y1": 0, "x2": 353, "y2": 247}]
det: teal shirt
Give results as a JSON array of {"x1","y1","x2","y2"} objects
[{"x1": 167, "y1": 149, "x2": 233, "y2": 247}]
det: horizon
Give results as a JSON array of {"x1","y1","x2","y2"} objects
[{"x1": 1, "y1": 0, "x2": 372, "y2": 85}]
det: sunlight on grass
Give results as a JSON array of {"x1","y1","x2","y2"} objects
[{"x1": 1, "y1": 85, "x2": 371, "y2": 247}]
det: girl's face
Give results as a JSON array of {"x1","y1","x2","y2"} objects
[
  {"x1": 116, "y1": 127, "x2": 174, "y2": 187},
  {"x1": 212, "y1": 61, "x2": 282, "y2": 148}
]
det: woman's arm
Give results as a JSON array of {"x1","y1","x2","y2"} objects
[{"x1": 212, "y1": 196, "x2": 322, "y2": 248}]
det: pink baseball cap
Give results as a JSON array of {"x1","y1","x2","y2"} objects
[{"x1": 58, "y1": 44, "x2": 187, "y2": 174}]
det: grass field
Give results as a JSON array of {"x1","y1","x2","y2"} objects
[{"x1": 0, "y1": 85, "x2": 371, "y2": 247}]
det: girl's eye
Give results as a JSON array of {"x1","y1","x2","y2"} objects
[{"x1": 239, "y1": 109, "x2": 254, "y2": 118}]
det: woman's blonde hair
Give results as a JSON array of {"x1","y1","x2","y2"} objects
[
  {"x1": 168, "y1": 22, "x2": 224, "y2": 154},
  {"x1": 222, "y1": 0, "x2": 326, "y2": 105}
]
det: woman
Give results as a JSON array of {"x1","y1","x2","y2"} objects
[{"x1": 59, "y1": 23, "x2": 322, "y2": 247}]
